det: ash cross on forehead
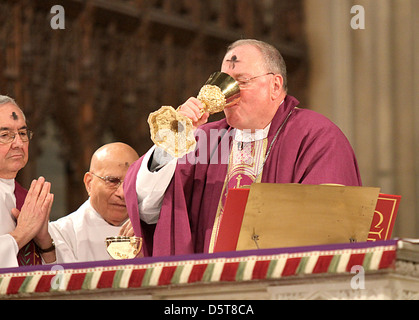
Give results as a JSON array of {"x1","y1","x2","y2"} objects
[
  {"x1": 11, "y1": 112, "x2": 18, "y2": 120},
  {"x1": 226, "y1": 55, "x2": 240, "y2": 69}
]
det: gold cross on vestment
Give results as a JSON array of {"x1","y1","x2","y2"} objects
[{"x1": 236, "y1": 175, "x2": 243, "y2": 188}]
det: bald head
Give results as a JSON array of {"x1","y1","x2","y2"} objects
[
  {"x1": 85, "y1": 142, "x2": 139, "y2": 226},
  {"x1": 89, "y1": 142, "x2": 139, "y2": 173}
]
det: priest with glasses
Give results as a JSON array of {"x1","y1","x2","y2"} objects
[{"x1": 0, "y1": 95, "x2": 55, "y2": 268}]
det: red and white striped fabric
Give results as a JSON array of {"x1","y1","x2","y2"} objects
[{"x1": 0, "y1": 241, "x2": 398, "y2": 297}]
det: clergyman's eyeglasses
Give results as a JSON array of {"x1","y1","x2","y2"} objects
[
  {"x1": 236, "y1": 73, "x2": 275, "y2": 88},
  {"x1": 0, "y1": 129, "x2": 33, "y2": 144},
  {"x1": 90, "y1": 172, "x2": 123, "y2": 189}
]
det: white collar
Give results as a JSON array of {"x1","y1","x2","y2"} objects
[
  {"x1": 0, "y1": 178, "x2": 15, "y2": 194},
  {"x1": 234, "y1": 124, "x2": 271, "y2": 142}
]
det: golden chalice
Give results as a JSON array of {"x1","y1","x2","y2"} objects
[
  {"x1": 105, "y1": 236, "x2": 143, "y2": 260},
  {"x1": 148, "y1": 72, "x2": 240, "y2": 158}
]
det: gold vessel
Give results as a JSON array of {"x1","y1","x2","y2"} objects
[
  {"x1": 148, "y1": 72, "x2": 240, "y2": 158},
  {"x1": 105, "y1": 236, "x2": 143, "y2": 260}
]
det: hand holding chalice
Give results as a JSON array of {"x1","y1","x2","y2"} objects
[{"x1": 148, "y1": 72, "x2": 240, "y2": 158}]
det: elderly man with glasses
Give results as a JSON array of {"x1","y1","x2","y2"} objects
[
  {"x1": 123, "y1": 39, "x2": 363, "y2": 257},
  {"x1": 48, "y1": 142, "x2": 139, "y2": 263},
  {"x1": 0, "y1": 95, "x2": 55, "y2": 268}
]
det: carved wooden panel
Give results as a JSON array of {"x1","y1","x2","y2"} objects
[{"x1": 0, "y1": 0, "x2": 306, "y2": 214}]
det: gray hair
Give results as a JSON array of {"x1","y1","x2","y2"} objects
[
  {"x1": 0, "y1": 95, "x2": 26, "y2": 121},
  {"x1": 0, "y1": 95, "x2": 18, "y2": 106},
  {"x1": 227, "y1": 39, "x2": 288, "y2": 91}
]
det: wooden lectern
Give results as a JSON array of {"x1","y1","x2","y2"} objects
[{"x1": 213, "y1": 184, "x2": 399, "y2": 253}]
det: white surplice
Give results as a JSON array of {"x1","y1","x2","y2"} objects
[
  {"x1": 135, "y1": 146, "x2": 178, "y2": 224},
  {"x1": 0, "y1": 178, "x2": 19, "y2": 269},
  {"x1": 49, "y1": 199, "x2": 124, "y2": 263}
]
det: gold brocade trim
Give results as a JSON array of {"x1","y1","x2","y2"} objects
[{"x1": 208, "y1": 138, "x2": 268, "y2": 253}]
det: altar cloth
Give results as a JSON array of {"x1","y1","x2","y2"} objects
[{"x1": 0, "y1": 240, "x2": 411, "y2": 298}]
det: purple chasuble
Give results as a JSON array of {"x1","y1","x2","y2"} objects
[
  {"x1": 15, "y1": 181, "x2": 43, "y2": 266},
  {"x1": 124, "y1": 95, "x2": 362, "y2": 257}
]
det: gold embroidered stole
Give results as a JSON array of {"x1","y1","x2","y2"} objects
[{"x1": 208, "y1": 138, "x2": 268, "y2": 253}]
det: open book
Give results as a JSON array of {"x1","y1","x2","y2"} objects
[{"x1": 213, "y1": 184, "x2": 400, "y2": 252}]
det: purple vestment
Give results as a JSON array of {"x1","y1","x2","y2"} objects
[
  {"x1": 15, "y1": 181, "x2": 43, "y2": 266},
  {"x1": 124, "y1": 95, "x2": 362, "y2": 257}
]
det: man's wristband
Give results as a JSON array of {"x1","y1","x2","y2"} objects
[{"x1": 38, "y1": 239, "x2": 55, "y2": 253}]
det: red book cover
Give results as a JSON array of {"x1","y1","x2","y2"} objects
[
  {"x1": 367, "y1": 194, "x2": 401, "y2": 241},
  {"x1": 213, "y1": 188, "x2": 250, "y2": 253}
]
